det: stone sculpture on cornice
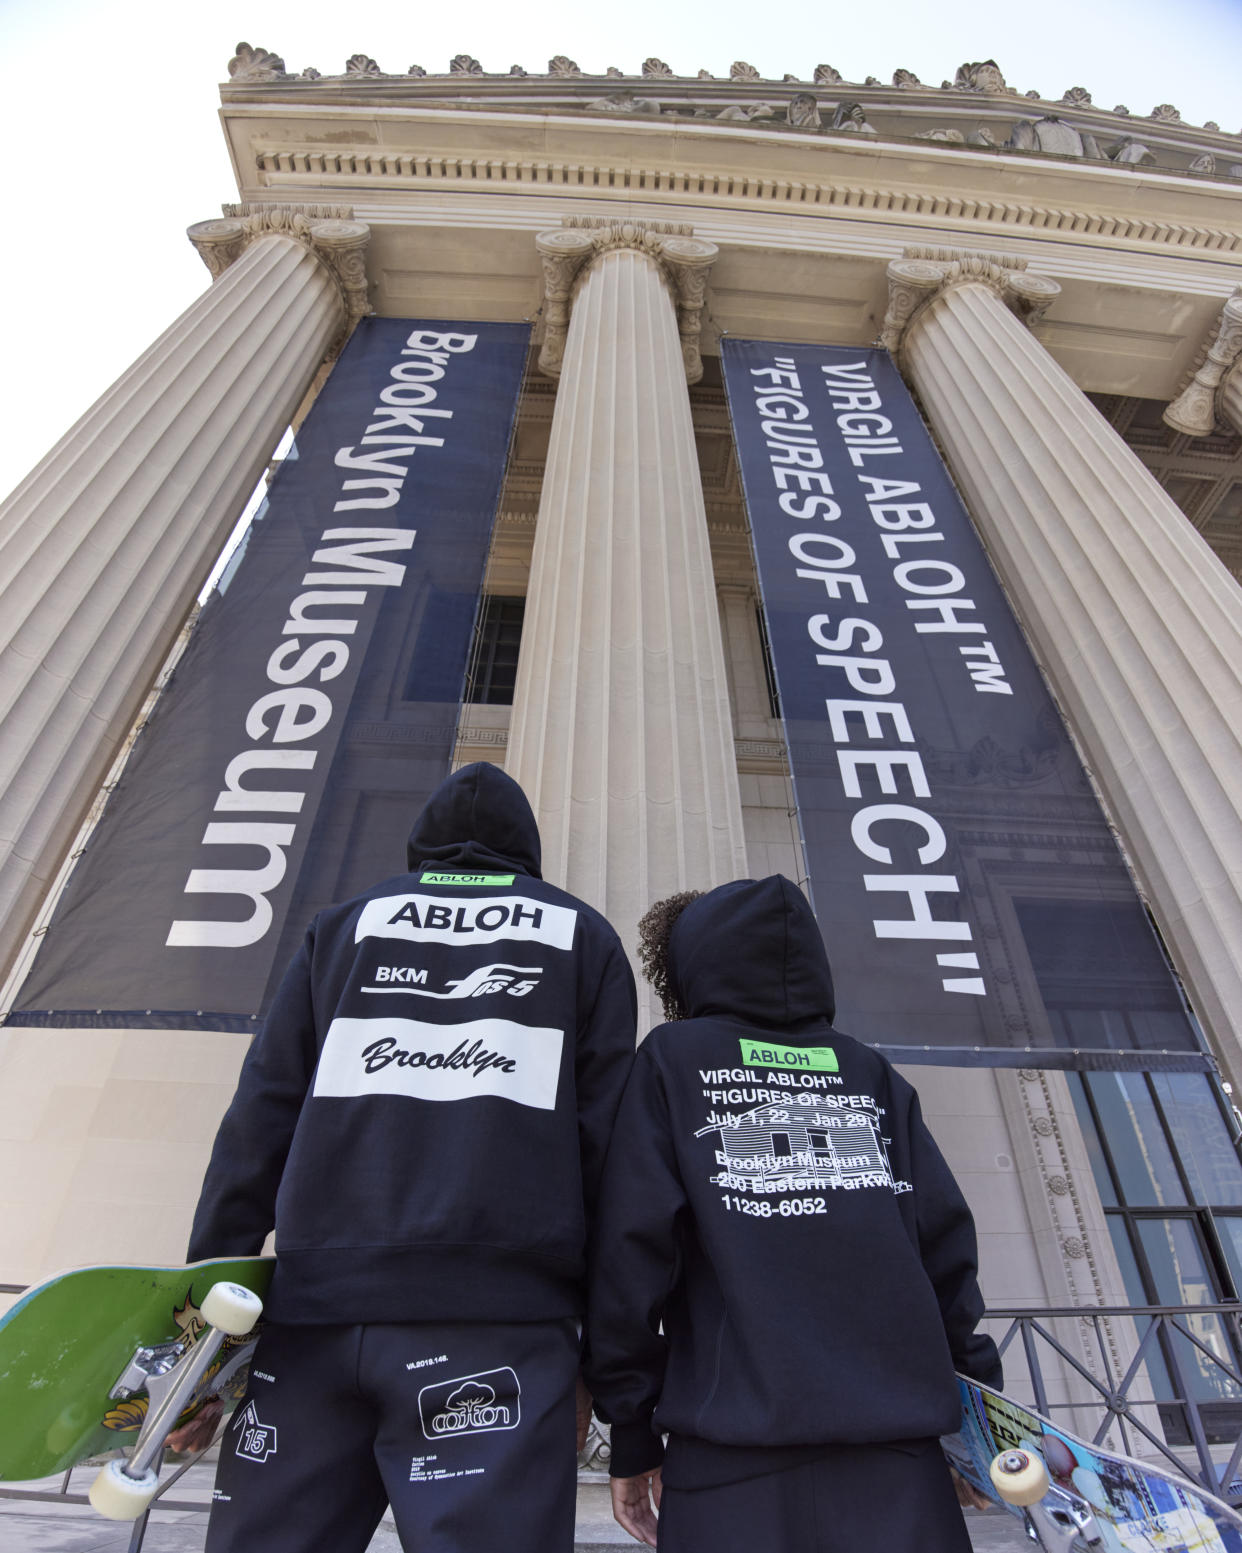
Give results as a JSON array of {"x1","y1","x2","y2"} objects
[
  {"x1": 1111, "y1": 136, "x2": 1156, "y2": 164},
  {"x1": 587, "y1": 93, "x2": 662, "y2": 116},
  {"x1": 346, "y1": 55, "x2": 381, "y2": 77},
  {"x1": 832, "y1": 102, "x2": 876, "y2": 134},
  {"x1": 955, "y1": 61, "x2": 1007, "y2": 93},
  {"x1": 787, "y1": 94, "x2": 821, "y2": 129}
]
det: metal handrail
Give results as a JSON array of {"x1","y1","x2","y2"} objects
[{"x1": 986, "y1": 1301, "x2": 1242, "y2": 1503}]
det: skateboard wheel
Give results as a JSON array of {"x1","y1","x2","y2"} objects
[
  {"x1": 200, "y1": 1280, "x2": 264, "y2": 1336},
  {"x1": 89, "y1": 1458, "x2": 160, "y2": 1520},
  {"x1": 990, "y1": 1447, "x2": 1049, "y2": 1506}
]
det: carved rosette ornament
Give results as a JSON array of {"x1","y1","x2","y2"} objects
[
  {"x1": 880, "y1": 251, "x2": 1061, "y2": 355},
  {"x1": 549, "y1": 56, "x2": 581, "y2": 76},
  {"x1": 451, "y1": 54, "x2": 483, "y2": 75},
  {"x1": 535, "y1": 223, "x2": 718, "y2": 384},
  {"x1": 346, "y1": 54, "x2": 381, "y2": 77},
  {"x1": 1164, "y1": 292, "x2": 1242, "y2": 435},
  {"x1": 188, "y1": 209, "x2": 372, "y2": 348},
  {"x1": 813, "y1": 64, "x2": 844, "y2": 85},
  {"x1": 731, "y1": 61, "x2": 761, "y2": 80},
  {"x1": 643, "y1": 57, "x2": 674, "y2": 77}
]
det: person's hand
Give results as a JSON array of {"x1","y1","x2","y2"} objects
[
  {"x1": 165, "y1": 1395, "x2": 224, "y2": 1455},
  {"x1": 950, "y1": 1464, "x2": 992, "y2": 1510},
  {"x1": 575, "y1": 1373, "x2": 593, "y2": 1454},
  {"x1": 611, "y1": 1467, "x2": 662, "y2": 1547}
]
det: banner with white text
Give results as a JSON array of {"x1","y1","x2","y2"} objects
[
  {"x1": 722, "y1": 339, "x2": 1206, "y2": 1071},
  {"x1": 11, "y1": 317, "x2": 529, "y2": 1030}
]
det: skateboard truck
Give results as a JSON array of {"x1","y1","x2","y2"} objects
[
  {"x1": 88, "y1": 1281, "x2": 264, "y2": 1521},
  {"x1": 991, "y1": 1448, "x2": 1104, "y2": 1552}
]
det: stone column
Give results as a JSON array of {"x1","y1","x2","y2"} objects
[
  {"x1": 883, "y1": 251, "x2": 1242, "y2": 1078},
  {"x1": 507, "y1": 222, "x2": 748, "y2": 1002},
  {"x1": 0, "y1": 210, "x2": 369, "y2": 985}
]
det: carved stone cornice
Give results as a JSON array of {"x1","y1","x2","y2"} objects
[
  {"x1": 1164, "y1": 291, "x2": 1242, "y2": 436},
  {"x1": 879, "y1": 248, "x2": 1061, "y2": 354},
  {"x1": 187, "y1": 205, "x2": 372, "y2": 337},
  {"x1": 535, "y1": 219, "x2": 718, "y2": 383}
]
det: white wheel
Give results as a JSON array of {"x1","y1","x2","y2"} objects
[
  {"x1": 200, "y1": 1280, "x2": 264, "y2": 1336},
  {"x1": 990, "y1": 1447, "x2": 1050, "y2": 1506},
  {"x1": 88, "y1": 1458, "x2": 160, "y2": 1520}
]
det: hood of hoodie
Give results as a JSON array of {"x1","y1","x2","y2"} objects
[
  {"x1": 667, "y1": 875, "x2": 835, "y2": 1029},
  {"x1": 406, "y1": 763, "x2": 542, "y2": 878}
]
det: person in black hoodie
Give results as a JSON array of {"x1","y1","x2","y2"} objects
[
  {"x1": 585, "y1": 875, "x2": 1000, "y2": 1552},
  {"x1": 183, "y1": 763, "x2": 637, "y2": 1553}
]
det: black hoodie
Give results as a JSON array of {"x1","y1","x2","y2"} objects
[
  {"x1": 585, "y1": 876, "x2": 1000, "y2": 1481},
  {"x1": 188, "y1": 763, "x2": 637, "y2": 1325}
]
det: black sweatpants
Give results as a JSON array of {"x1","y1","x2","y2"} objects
[
  {"x1": 656, "y1": 1438, "x2": 973, "y2": 1553},
  {"x1": 205, "y1": 1318, "x2": 579, "y2": 1553}
]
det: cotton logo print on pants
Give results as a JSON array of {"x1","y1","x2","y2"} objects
[{"x1": 418, "y1": 1367, "x2": 521, "y2": 1441}]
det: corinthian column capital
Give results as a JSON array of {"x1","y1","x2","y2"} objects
[
  {"x1": 534, "y1": 221, "x2": 718, "y2": 383},
  {"x1": 879, "y1": 248, "x2": 1061, "y2": 354},
  {"x1": 1164, "y1": 291, "x2": 1242, "y2": 436},
  {"x1": 189, "y1": 205, "x2": 372, "y2": 335}
]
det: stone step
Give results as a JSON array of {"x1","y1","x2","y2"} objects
[{"x1": 0, "y1": 1468, "x2": 1031, "y2": 1550}]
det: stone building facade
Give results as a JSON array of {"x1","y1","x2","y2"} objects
[{"x1": 4, "y1": 46, "x2": 1242, "y2": 1427}]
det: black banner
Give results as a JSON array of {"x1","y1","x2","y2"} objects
[
  {"x1": 722, "y1": 340, "x2": 1206, "y2": 1072},
  {"x1": 11, "y1": 318, "x2": 529, "y2": 1030}
]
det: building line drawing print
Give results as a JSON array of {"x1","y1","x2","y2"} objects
[{"x1": 695, "y1": 1092, "x2": 910, "y2": 1194}]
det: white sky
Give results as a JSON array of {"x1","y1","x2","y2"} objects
[{"x1": 2, "y1": 0, "x2": 1241, "y2": 503}]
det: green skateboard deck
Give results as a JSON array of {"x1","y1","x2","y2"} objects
[{"x1": 0, "y1": 1257, "x2": 273, "y2": 1482}]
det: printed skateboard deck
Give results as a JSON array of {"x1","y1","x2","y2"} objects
[
  {"x1": 943, "y1": 1373, "x2": 1242, "y2": 1551},
  {"x1": 0, "y1": 1257, "x2": 273, "y2": 1483}
]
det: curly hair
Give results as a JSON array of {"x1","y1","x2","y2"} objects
[{"x1": 637, "y1": 890, "x2": 702, "y2": 1022}]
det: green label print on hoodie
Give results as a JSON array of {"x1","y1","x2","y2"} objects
[
  {"x1": 739, "y1": 1039, "x2": 839, "y2": 1073},
  {"x1": 420, "y1": 872, "x2": 516, "y2": 887}
]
